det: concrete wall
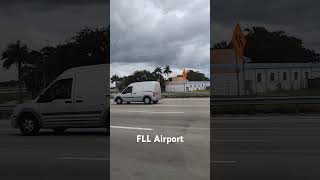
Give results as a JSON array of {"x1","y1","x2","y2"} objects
[
  {"x1": 166, "y1": 84, "x2": 185, "y2": 92},
  {"x1": 166, "y1": 81, "x2": 210, "y2": 92},
  {"x1": 244, "y1": 67, "x2": 312, "y2": 95},
  {"x1": 213, "y1": 62, "x2": 320, "y2": 96},
  {"x1": 213, "y1": 73, "x2": 245, "y2": 96}
]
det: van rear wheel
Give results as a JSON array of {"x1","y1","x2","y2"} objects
[
  {"x1": 143, "y1": 97, "x2": 152, "y2": 104},
  {"x1": 116, "y1": 97, "x2": 123, "y2": 104}
]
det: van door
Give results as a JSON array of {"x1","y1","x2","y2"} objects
[
  {"x1": 132, "y1": 85, "x2": 144, "y2": 102},
  {"x1": 121, "y1": 86, "x2": 133, "y2": 102},
  {"x1": 73, "y1": 70, "x2": 107, "y2": 126},
  {"x1": 37, "y1": 78, "x2": 74, "y2": 127}
]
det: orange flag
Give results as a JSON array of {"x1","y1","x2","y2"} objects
[
  {"x1": 232, "y1": 23, "x2": 246, "y2": 59},
  {"x1": 182, "y1": 68, "x2": 187, "y2": 80}
]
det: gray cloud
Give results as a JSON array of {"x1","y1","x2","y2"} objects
[
  {"x1": 111, "y1": 0, "x2": 210, "y2": 76},
  {"x1": 212, "y1": 0, "x2": 320, "y2": 51}
]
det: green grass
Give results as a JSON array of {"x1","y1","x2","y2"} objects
[{"x1": 192, "y1": 89, "x2": 210, "y2": 92}]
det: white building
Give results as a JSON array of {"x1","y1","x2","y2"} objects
[
  {"x1": 212, "y1": 49, "x2": 320, "y2": 96},
  {"x1": 166, "y1": 77, "x2": 210, "y2": 92}
]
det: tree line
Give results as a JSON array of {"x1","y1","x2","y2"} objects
[
  {"x1": 213, "y1": 26, "x2": 320, "y2": 63},
  {"x1": 111, "y1": 65, "x2": 172, "y2": 91},
  {"x1": 1, "y1": 26, "x2": 109, "y2": 101},
  {"x1": 111, "y1": 66, "x2": 209, "y2": 91}
]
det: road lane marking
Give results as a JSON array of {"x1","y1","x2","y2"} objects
[
  {"x1": 152, "y1": 111, "x2": 185, "y2": 114},
  {"x1": 212, "y1": 139, "x2": 272, "y2": 142},
  {"x1": 57, "y1": 157, "x2": 108, "y2": 161},
  {"x1": 212, "y1": 161, "x2": 237, "y2": 164},
  {"x1": 214, "y1": 117, "x2": 320, "y2": 120},
  {"x1": 128, "y1": 111, "x2": 184, "y2": 114},
  {"x1": 127, "y1": 111, "x2": 185, "y2": 114},
  {"x1": 213, "y1": 128, "x2": 295, "y2": 130},
  {"x1": 111, "y1": 125, "x2": 153, "y2": 131},
  {"x1": 148, "y1": 125, "x2": 209, "y2": 131}
]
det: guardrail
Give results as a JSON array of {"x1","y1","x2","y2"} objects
[
  {"x1": 2, "y1": 96, "x2": 320, "y2": 114},
  {"x1": 0, "y1": 105, "x2": 15, "y2": 113},
  {"x1": 212, "y1": 96, "x2": 320, "y2": 114},
  {"x1": 212, "y1": 96, "x2": 320, "y2": 106}
]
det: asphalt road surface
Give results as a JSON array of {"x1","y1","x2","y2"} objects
[
  {"x1": 111, "y1": 98, "x2": 210, "y2": 180},
  {"x1": 212, "y1": 114, "x2": 320, "y2": 180},
  {"x1": 0, "y1": 121, "x2": 108, "y2": 180}
]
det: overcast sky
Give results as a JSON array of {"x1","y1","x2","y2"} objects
[
  {"x1": 0, "y1": 0, "x2": 108, "y2": 82},
  {"x1": 110, "y1": 0, "x2": 210, "y2": 78},
  {"x1": 212, "y1": 0, "x2": 320, "y2": 52}
]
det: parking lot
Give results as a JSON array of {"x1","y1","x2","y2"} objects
[{"x1": 111, "y1": 98, "x2": 210, "y2": 180}]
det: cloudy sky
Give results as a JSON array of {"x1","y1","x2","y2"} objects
[
  {"x1": 212, "y1": 0, "x2": 320, "y2": 52},
  {"x1": 0, "y1": 0, "x2": 108, "y2": 82},
  {"x1": 110, "y1": 0, "x2": 210, "y2": 78}
]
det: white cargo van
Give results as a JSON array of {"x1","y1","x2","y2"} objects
[
  {"x1": 114, "y1": 81, "x2": 161, "y2": 104},
  {"x1": 11, "y1": 64, "x2": 109, "y2": 136}
]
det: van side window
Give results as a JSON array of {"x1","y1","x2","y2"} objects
[
  {"x1": 42, "y1": 78, "x2": 73, "y2": 100},
  {"x1": 122, "y1": 86, "x2": 132, "y2": 94}
]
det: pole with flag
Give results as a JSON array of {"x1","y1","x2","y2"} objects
[
  {"x1": 182, "y1": 68, "x2": 187, "y2": 92},
  {"x1": 231, "y1": 23, "x2": 246, "y2": 96},
  {"x1": 182, "y1": 68, "x2": 187, "y2": 80}
]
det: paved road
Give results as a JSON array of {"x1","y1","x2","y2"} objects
[
  {"x1": 110, "y1": 98, "x2": 210, "y2": 180},
  {"x1": 0, "y1": 98, "x2": 209, "y2": 180},
  {"x1": 0, "y1": 121, "x2": 108, "y2": 180},
  {"x1": 212, "y1": 114, "x2": 320, "y2": 180}
]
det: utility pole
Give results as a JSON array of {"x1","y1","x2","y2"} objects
[{"x1": 235, "y1": 55, "x2": 240, "y2": 96}]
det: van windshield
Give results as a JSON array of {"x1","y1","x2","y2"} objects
[{"x1": 122, "y1": 86, "x2": 132, "y2": 94}]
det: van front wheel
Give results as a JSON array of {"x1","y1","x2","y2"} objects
[
  {"x1": 19, "y1": 115, "x2": 40, "y2": 136},
  {"x1": 116, "y1": 97, "x2": 123, "y2": 104},
  {"x1": 143, "y1": 97, "x2": 152, "y2": 104}
]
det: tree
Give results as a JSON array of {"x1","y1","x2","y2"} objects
[
  {"x1": 213, "y1": 41, "x2": 231, "y2": 49},
  {"x1": 116, "y1": 70, "x2": 166, "y2": 91},
  {"x1": 153, "y1": 67, "x2": 162, "y2": 81},
  {"x1": 1, "y1": 27, "x2": 110, "y2": 99},
  {"x1": 111, "y1": 74, "x2": 122, "y2": 83},
  {"x1": 186, "y1": 70, "x2": 209, "y2": 81},
  {"x1": 163, "y1": 65, "x2": 172, "y2": 79},
  {"x1": 41, "y1": 27, "x2": 109, "y2": 85},
  {"x1": 153, "y1": 67, "x2": 162, "y2": 75},
  {"x1": 22, "y1": 50, "x2": 44, "y2": 97},
  {"x1": 1, "y1": 41, "x2": 29, "y2": 103},
  {"x1": 244, "y1": 27, "x2": 320, "y2": 62}
]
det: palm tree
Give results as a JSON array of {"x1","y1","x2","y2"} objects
[
  {"x1": 163, "y1": 65, "x2": 172, "y2": 80},
  {"x1": 153, "y1": 67, "x2": 162, "y2": 81},
  {"x1": 1, "y1": 41, "x2": 29, "y2": 103},
  {"x1": 23, "y1": 50, "x2": 44, "y2": 96},
  {"x1": 111, "y1": 74, "x2": 122, "y2": 83}
]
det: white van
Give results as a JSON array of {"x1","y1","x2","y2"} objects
[
  {"x1": 11, "y1": 64, "x2": 109, "y2": 136},
  {"x1": 114, "y1": 81, "x2": 161, "y2": 104}
]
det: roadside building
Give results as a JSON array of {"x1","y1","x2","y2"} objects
[
  {"x1": 212, "y1": 48, "x2": 320, "y2": 96},
  {"x1": 166, "y1": 77, "x2": 210, "y2": 92}
]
